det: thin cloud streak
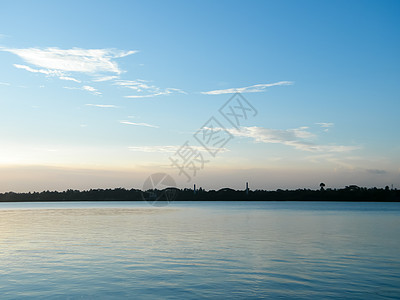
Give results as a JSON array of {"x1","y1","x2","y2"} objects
[
  {"x1": 82, "y1": 85, "x2": 99, "y2": 94},
  {"x1": 4, "y1": 46, "x2": 187, "y2": 100},
  {"x1": 366, "y1": 169, "x2": 388, "y2": 175},
  {"x1": 93, "y1": 75, "x2": 119, "y2": 82},
  {"x1": 14, "y1": 64, "x2": 62, "y2": 76},
  {"x1": 85, "y1": 104, "x2": 118, "y2": 108},
  {"x1": 64, "y1": 85, "x2": 101, "y2": 95},
  {"x1": 59, "y1": 76, "x2": 81, "y2": 83},
  {"x1": 202, "y1": 81, "x2": 293, "y2": 95},
  {"x1": 227, "y1": 126, "x2": 359, "y2": 153},
  {"x1": 119, "y1": 121, "x2": 159, "y2": 128},
  {"x1": 14, "y1": 64, "x2": 81, "y2": 83},
  {"x1": 316, "y1": 122, "x2": 334, "y2": 128},
  {"x1": 128, "y1": 146, "x2": 184, "y2": 153},
  {"x1": 128, "y1": 145, "x2": 229, "y2": 153},
  {"x1": 115, "y1": 79, "x2": 186, "y2": 98},
  {"x1": 3, "y1": 47, "x2": 137, "y2": 74},
  {"x1": 124, "y1": 88, "x2": 186, "y2": 98},
  {"x1": 316, "y1": 122, "x2": 334, "y2": 132},
  {"x1": 114, "y1": 79, "x2": 153, "y2": 91}
]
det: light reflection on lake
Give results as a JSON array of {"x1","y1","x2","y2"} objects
[{"x1": 0, "y1": 201, "x2": 399, "y2": 299}]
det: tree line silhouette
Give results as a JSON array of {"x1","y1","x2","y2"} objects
[{"x1": 0, "y1": 185, "x2": 398, "y2": 202}]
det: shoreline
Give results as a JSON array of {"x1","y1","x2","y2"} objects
[{"x1": 1, "y1": 187, "x2": 399, "y2": 202}]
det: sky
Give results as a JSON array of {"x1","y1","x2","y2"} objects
[{"x1": 0, "y1": 0, "x2": 399, "y2": 192}]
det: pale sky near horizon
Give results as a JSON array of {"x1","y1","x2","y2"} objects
[{"x1": 1, "y1": 0, "x2": 399, "y2": 192}]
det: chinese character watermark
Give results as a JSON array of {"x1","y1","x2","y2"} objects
[
  {"x1": 193, "y1": 117, "x2": 233, "y2": 157},
  {"x1": 169, "y1": 92, "x2": 257, "y2": 183},
  {"x1": 169, "y1": 141, "x2": 209, "y2": 182},
  {"x1": 219, "y1": 93, "x2": 257, "y2": 129},
  {"x1": 142, "y1": 93, "x2": 257, "y2": 206},
  {"x1": 141, "y1": 172, "x2": 177, "y2": 206}
]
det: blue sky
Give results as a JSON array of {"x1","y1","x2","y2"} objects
[{"x1": 1, "y1": 0, "x2": 399, "y2": 192}]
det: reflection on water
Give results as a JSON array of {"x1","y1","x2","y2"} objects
[{"x1": 0, "y1": 201, "x2": 400, "y2": 299}]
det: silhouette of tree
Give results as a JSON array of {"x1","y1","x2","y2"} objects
[{"x1": 1, "y1": 186, "x2": 399, "y2": 202}]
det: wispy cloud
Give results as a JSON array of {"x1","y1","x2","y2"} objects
[
  {"x1": 64, "y1": 85, "x2": 101, "y2": 95},
  {"x1": 124, "y1": 89, "x2": 185, "y2": 98},
  {"x1": 125, "y1": 94, "x2": 159, "y2": 99},
  {"x1": 3, "y1": 46, "x2": 187, "y2": 100},
  {"x1": 115, "y1": 79, "x2": 155, "y2": 91},
  {"x1": 201, "y1": 81, "x2": 293, "y2": 95},
  {"x1": 115, "y1": 79, "x2": 186, "y2": 98},
  {"x1": 0, "y1": 82, "x2": 10, "y2": 86},
  {"x1": 92, "y1": 75, "x2": 119, "y2": 82},
  {"x1": 2, "y1": 47, "x2": 137, "y2": 89},
  {"x1": 128, "y1": 145, "x2": 229, "y2": 153},
  {"x1": 14, "y1": 64, "x2": 62, "y2": 76},
  {"x1": 303, "y1": 153, "x2": 360, "y2": 169},
  {"x1": 366, "y1": 169, "x2": 388, "y2": 175},
  {"x1": 316, "y1": 122, "x2": 334, "y2": 132},
  {"x1": 59, "y1": 76, "x2": 81, "y2": 83},
  {"x1": 82, "y1": 85, "x2": 100, "y2": 94},
  {"x1": 316, "y1": 122, "x2": 334, "y2": 128},
  {"x1": 226, "y1": 126, "x2": 359, "y2": 153},
  {"x1": 85, "y1": 104, "x2": 118, "y2": 108},
  {"x1": 128, "y1": 146, "x2": 182, "y2": 153},
  {"x1": 14, "y1": 64, "x2": 81, "y2": 83},
  {"x1": 119, "y1": 120, "x2": 159, "y2": 128},
  {"x1": 3, "y1": 47, "x2": 137, "y2": 74}
]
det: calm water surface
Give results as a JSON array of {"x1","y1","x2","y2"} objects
[{"x1": 0, "y1": 201, "x2": 399, "y2": 299}]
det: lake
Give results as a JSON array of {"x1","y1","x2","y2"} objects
[{"x1": 0, "y1": 201, "x2": 399, "y2": 299}]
